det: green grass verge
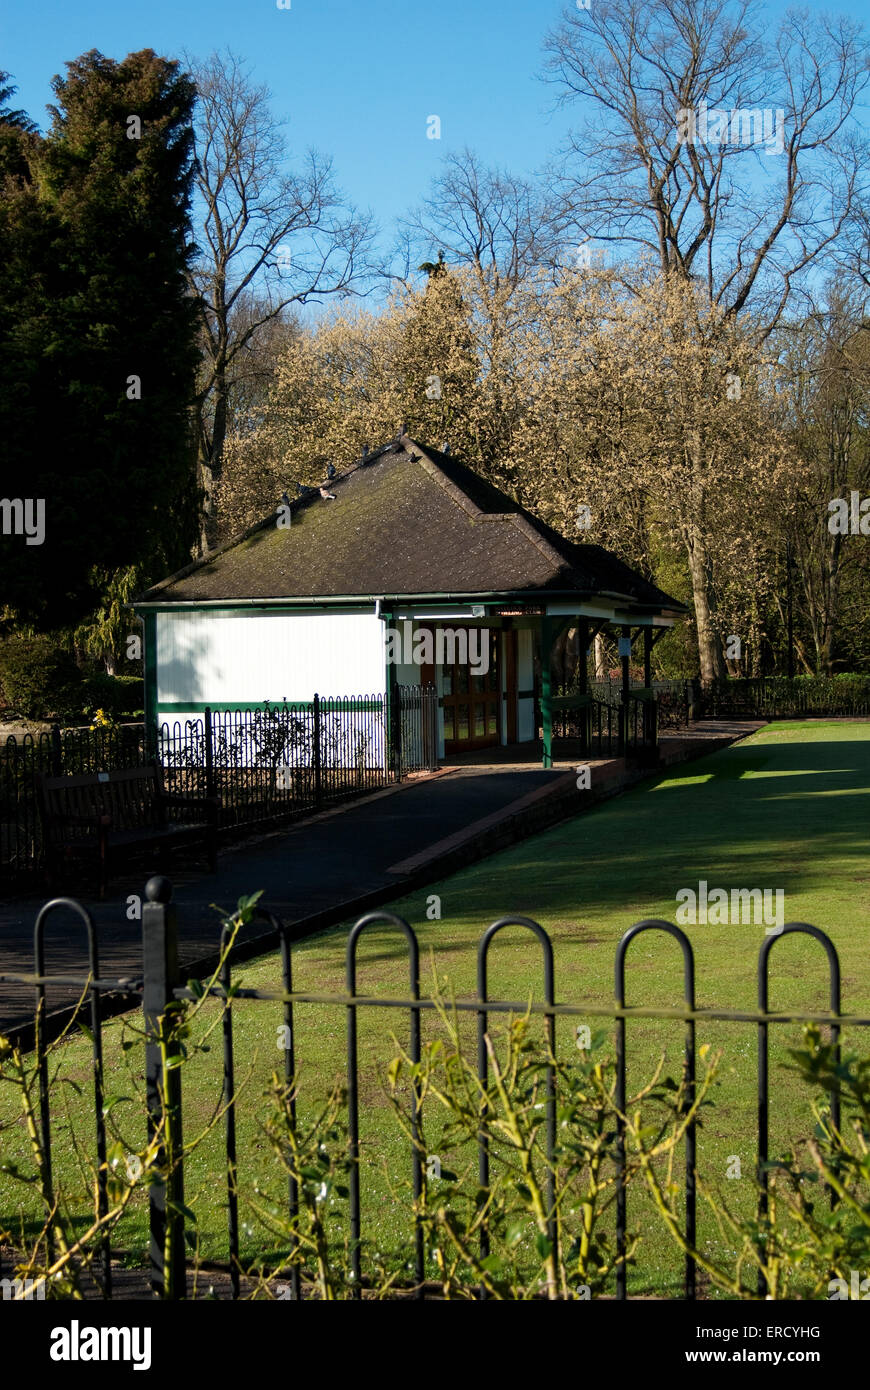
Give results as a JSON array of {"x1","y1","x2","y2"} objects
[{"x1": 2, "y1": 720, "x2": 869, "y2": 1296}]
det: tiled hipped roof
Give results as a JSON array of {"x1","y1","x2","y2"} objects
[{"x1": 139, "y1": 437, "x2": 685, "y2": 612}]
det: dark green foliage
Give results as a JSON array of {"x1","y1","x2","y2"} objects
[
  {"x1": 79, "y1": 672, "x2": 144, "y2": 719},
  {"x1": 0, "y1": 50, "x2": 200, "y2": 628},
  {"x1": 0, "y1": 72, "x2": 38, "y2": 181},
  {"x1": 0, "y1": 635, "x2": 82, "y2": 719},
  {"x1": 0, "y1": 72, "x2": 37, "y2": 133}
]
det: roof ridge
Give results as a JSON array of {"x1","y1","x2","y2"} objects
[
  {"x1": 406, "y1": 437, "x2": 576, "y2": 574},
  {"x1": 501, "y1": 511, "x2": 576, "y2": 571},
  {"x1": 135, "y1": 435, "x2": 686, "y2": 612},
  {"x1": 404, "y1": 438, "x2": 485, "y2": 522}
]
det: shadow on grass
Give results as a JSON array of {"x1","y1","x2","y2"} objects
[{"x1": 301, "y1": 727, "x2": 870, "y2": 969}]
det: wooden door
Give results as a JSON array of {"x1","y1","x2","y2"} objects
[{"x1": 442, "y1": 629, "x2": 500, "y2": 751}]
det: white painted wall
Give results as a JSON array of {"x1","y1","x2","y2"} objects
[
  {"x1": 155, "y1": 609, "x2": 386, "y2": 710},
  {"x1": 517, "y1": 628, "x2": 536, "y2": 742}
]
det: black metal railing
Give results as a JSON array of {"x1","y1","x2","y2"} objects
[
  {"x1": 697, "y1": 676, "x2": 870, "y2": 721},
  {"x1": 0, "y1": 723, "x2": 148, "y2": 889},
  {"x1": 158, "y1": 695, "x2": 392, "y2": 832},
  {"x1": 2, "y1": 877, "x2": 862, "y2": 1300},
  {"x1": 588, "y1": 695, "x2": 620, "y2": 756},
  {"x1": 0, "y1": 687, "x2": 439, "y2": 889},
  {"x1": 591, "y1": 678, "x2": 692, "y2": 731},
  {"x1": 552, "y1": 686, "x2": 659, "y2": 757}
]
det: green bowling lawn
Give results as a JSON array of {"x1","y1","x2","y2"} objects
[{"x1": 3, "y1": 720, "x2": 869, "y2": 1294}]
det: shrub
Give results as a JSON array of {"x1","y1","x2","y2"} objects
[
  {"x1": 0, "y1": 636, "x2": 82, "y2": 720},
  {"x1": 79, "y1": 672, "x2": 144, "y2": 721}
]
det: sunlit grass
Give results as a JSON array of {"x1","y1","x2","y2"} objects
[{"x1": 2, "y1": 720, "x2": 868, "y2": 1296}]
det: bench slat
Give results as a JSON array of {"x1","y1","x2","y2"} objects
[{"x1": 36, "y1": 764, "x2": 218, "y2": 897}]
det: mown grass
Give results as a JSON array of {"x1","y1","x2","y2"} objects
[{"x1": 2, "y1": 720, "x2": 868, "y2": 1296}]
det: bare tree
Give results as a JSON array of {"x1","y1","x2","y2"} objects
[
  {"x1": 188, "y1": 51, "x2": 374, "y2": 552},
  {"x1": 777, "y1": 285, "x2": 870, "y2": 672},
  {"x1": 544, "y1": 0, "x2": 867, "y2": 333},
  {"x1": 401, "y1": 148, "x2": 559, "y2": 291},
  {"x1": 396, "y1": 150, "x2": 561, "y2": 470},
  {"x1": 543, "y1": 0, "x2": 869, "y2": 679}
]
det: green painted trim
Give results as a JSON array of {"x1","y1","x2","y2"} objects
[
  {"x1": 157, "y1": 699, "x2": 386, "y2": 715},
  {"x1": 136, "y1": 604, "x2": 376, "y2": 616},
  {"x1": 382, "y1": 610, "x2": 399, "y2": 778},
  {"x1": 131, "y1": 588, "x2": 688, "y2": 615},
  {"x1": 143, "y1": 611, "x2": 158, "y2": 753}
]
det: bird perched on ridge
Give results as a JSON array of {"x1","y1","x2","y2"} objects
[
  {"x1": 320, "y1": 486, "x2": 336, "y2": 500},
  {"x1": 326, "y1": 462, "x2": 336, "y2": 480}
]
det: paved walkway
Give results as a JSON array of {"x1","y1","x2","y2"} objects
[{"x1": 0, "y1": 722, "x2": 762, "y2": 1036}]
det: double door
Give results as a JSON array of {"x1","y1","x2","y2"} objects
[{"x1": 440, "y1": 629, "x2": 500, "y2": 750}]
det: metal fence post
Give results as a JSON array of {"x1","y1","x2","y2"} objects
[
  {"x1": 204, "y1": 706, "x2": 215, "y2": 799},
  {"x1": 142, "y1": 875, "x2": 186, "y2": 1298},
  {"x1": 50, "y1": 722, "x2": 62, "y2": 776},
  {"x1": 689, "y1": 677, "x2": 700, "y2": 722},
  {"x1": 312, "y1": 693, "x2": 322, "y2": 807},
  {"x1": 392, "y1": 686, "x2": 403, "y2": 781}
]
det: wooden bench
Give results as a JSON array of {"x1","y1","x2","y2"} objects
[{"x1": 36, "y1": 763, "x2": 219, "y2": 898}]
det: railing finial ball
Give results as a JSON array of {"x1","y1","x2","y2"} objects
[{"x1": 144, "y1": 875, "x2": 173, "y2": 904}]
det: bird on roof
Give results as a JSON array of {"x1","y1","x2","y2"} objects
[
  {"x1": 326, "y1": 462, "x2": 336, "y2": 480},
  {"x1": 362, "y1": 444, "x2": 369, "y2": 460},
  {"x1": 319, "y1": 486, "x2": 336, "y2": 500},
  {"x1": 441, "y1": 441, "x2": 450, "y2": 455}
]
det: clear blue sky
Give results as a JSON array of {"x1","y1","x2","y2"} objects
[
  {"x1": 3, "y1": 0, "x2": 867, "y2": 250},
  {"x1": 4, "y1": 0, "x2": 579, "y2": 238}
]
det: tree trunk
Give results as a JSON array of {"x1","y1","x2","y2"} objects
[
  {"x1": 593, "y1": 631, "x2": 607, "y2": 679},
  {"x1": 800, "y1": 527, "x2": 842, "y2": 676},
  {"x1": 684, "y1": 522, "x2": 726, "y2": 683},
  {"x1": 197, "y1": 370, "x2": 228, "y2": 556}
]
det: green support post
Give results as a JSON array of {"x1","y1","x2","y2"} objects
[
  {"x1": 619, "y1": 625, "x2": 632, "y2": 756},
  {"x1": 382, "y1": 610, "x2": 399, "y2": 781},
  {"x1": 576, "y1": 617, "x2": 590, "y2": 756},
  {"x1": 643, "y1": 627, "x2": 656, "y2": 749},
  {"x1": 142, "y1": 611, "x2": 158, "y2": 760},
  {"x1": 540, "y1": 616, "x2": 560, "y2": 768}
]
